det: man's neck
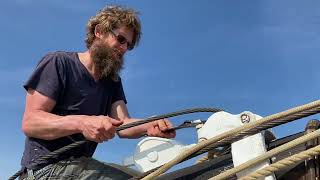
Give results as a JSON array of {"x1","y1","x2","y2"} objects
[{"x1": 78, "y1": 51, "x2": 100, "y2": 81}]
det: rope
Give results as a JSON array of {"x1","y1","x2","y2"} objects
[
  {"x1": 8, "y1": 107, "x2": 222, "y2": 180},
  {"x1": 182, "y1": 107, "x2": 320, "y2": 163},
  {"x1": 196, "y1": 151, "x2": 215, "y2": 164},
  {"x1": 196, "y1": 146, "x2": 230, "y2": 164},
  {"x1": 200, "y1": 106, "x2": 320, "y2": 154},
  {"x1": 141, "y1": 100, "x2": 320, "y2": 180},
  {"x1": 209, "y1": 128, "x2": 320, "y2": 180},
  {"x1": 240, "y1": 145, "x2": 320, "y2": 180}
]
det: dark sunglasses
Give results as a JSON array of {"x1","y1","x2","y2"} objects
[{"x1": 110, "y1": 30, "x2": 134, "y2": 50}]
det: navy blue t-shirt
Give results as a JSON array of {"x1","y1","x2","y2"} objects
[{"x1": 21, "y1": 51, "x2": 127, "y2": 170}]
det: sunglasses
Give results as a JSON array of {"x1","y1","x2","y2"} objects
[{"x1": 110, "y1": 30, "x2": 134, "y2": 50}]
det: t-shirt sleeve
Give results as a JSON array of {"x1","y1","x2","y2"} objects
[
  {"x1": 24, "y1": 53, "x2": 65, "y2": 101},
  {"x1": 112, "y1": 78, "x2": 127, "y2": 104}
]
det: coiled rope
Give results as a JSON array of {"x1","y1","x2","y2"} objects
[
  {"x1": 210, "y1": 128, "x2": 320, "y2": 180},
  {"x1": 141, "y1": 100, "x2": 320, "y2": 180},
  {"x1": 240, "y1": 144, "x2": 320, "y2": 180},
  {"x1": 8, "y1": 108, "x2": 222, "y2": 180}
]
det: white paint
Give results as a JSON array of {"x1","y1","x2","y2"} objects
[
  {"x1": 123, "y1": 111, "x2": 276, "y2": 179},
  {"x1": 123, "y1": 137, "x2": 195, "y2": 172}
]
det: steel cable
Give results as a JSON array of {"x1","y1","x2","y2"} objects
[
  {"x1": 116, "y1": 108, "x2": 223, "y2": 131},
  {"x1": 8, "y1": 107, "x2": 222, "y2": 180}
]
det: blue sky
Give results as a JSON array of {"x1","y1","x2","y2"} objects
[{"x1": 1, "y1": 0, "x2": 320, "y2": 179}]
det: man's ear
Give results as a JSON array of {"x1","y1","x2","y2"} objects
[{"x1": 94, "y1": 24, "x2": 104, "y2": 39}]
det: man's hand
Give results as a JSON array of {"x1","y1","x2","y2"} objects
[
  {"x1": 79, "y1": 115, "x2": 123, "y2": 143},
  {"x1": 146, "y1": 119, "x2": 176, "y2": 138}
]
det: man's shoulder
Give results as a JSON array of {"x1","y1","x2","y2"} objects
[
  {"x1": 43, "y1": 51, "x2": 77, "y2": 61},
  {"x1": 38, "y1": 51, "x2": 78, "y2": 66}
]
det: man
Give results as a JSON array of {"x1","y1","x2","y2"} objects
[{"x1": 20, "y1": 5, "x2": 175, "y2": 179}]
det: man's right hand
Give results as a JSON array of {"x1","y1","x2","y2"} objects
[{"x1": 79, "y1": 115, "x2": 123, "y2": 143}]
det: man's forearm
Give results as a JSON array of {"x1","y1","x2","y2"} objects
[
  {"x1": 117, "y1": 118, "x2": 150, "y2": 138},
  {"x1": 22, "y1": 110, "x2": 83, "y2": 140}
]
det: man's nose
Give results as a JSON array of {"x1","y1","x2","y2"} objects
[{"x1": 118, "y1": 44, "x2": 127, "y2": 54}]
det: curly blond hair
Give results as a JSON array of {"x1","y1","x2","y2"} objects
[{"x1": 85, "y1": 5, "x2": 141, "y2": 49}]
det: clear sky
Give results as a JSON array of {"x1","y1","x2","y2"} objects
[{"x1": 1, "y1": 0, "x2": 320, "y2": 179}]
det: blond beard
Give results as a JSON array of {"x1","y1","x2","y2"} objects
[{"x1": 90, "y1": 40, "x2": 124, "y2": 81}]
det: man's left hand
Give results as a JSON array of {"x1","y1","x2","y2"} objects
[{"x1": 146, "y1": 119, "x2": 176, "y2": 138}]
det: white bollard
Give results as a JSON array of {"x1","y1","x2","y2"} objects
[
  {"x1": 123, "y1": 137, "x2": 195, "y2": 172},
  {"x1": 198, "y1": 111, "x2": 276, "y2": 180}
]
